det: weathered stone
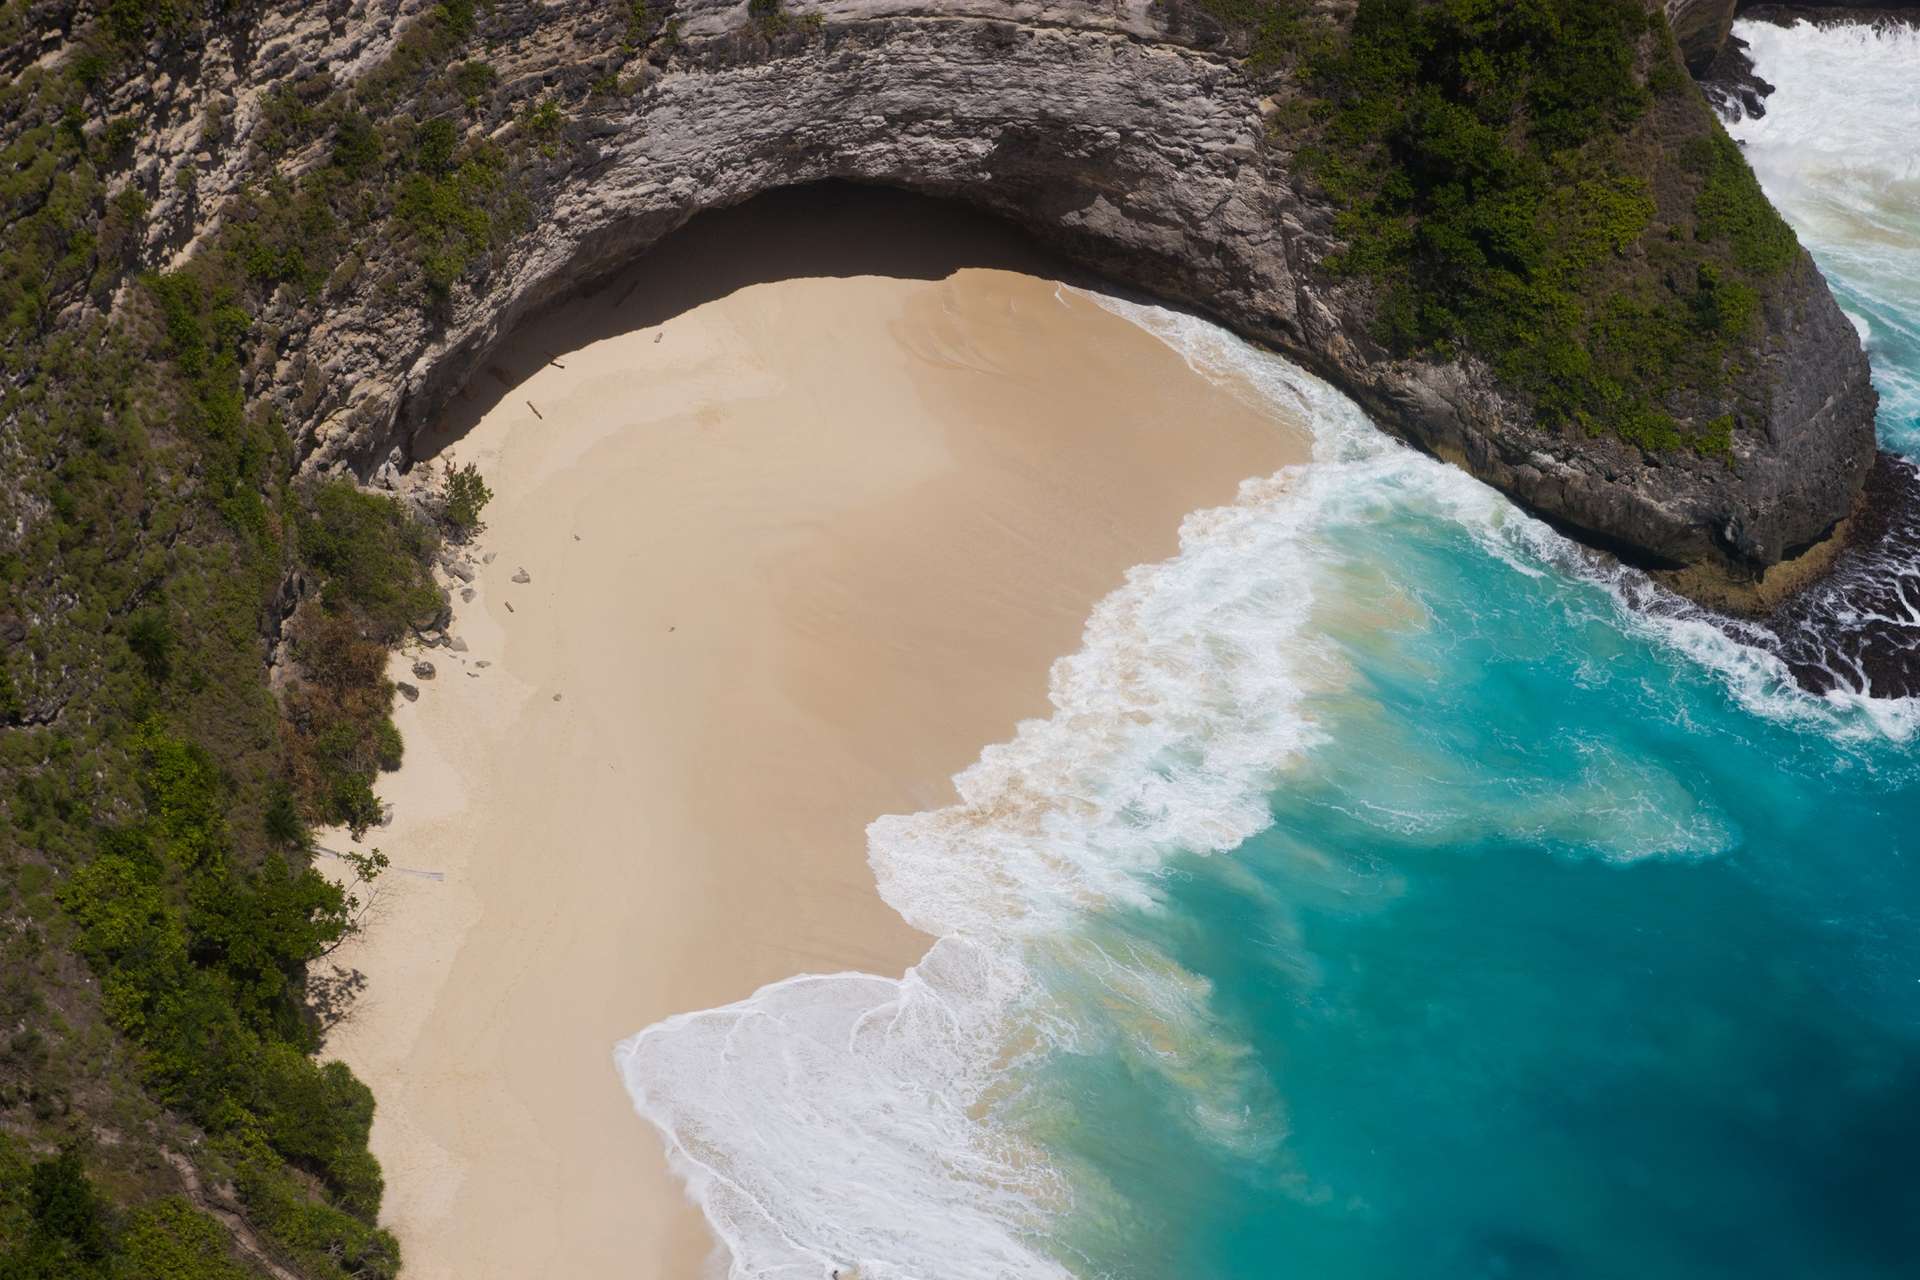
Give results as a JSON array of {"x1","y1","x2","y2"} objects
[
  {"x1": 397, "y1": 680, "x2": 420, "y2": 701},
  {"x1": 511, "y1": 568, "x2": 531, "y2": 584},
  {"x1": 40, "y1": 0, "x2": 1878, "y2": 595},
  {"x1": 1666, "y1": 0, "x2": 1739, "y2": 71},
  {"x1": 411, "y1": 660, "x2": 436, "y2": 680}
]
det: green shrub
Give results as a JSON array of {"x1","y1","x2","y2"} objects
[
  {"x1": 1693, "y1": 129, "x2": 1798, "y2": 273},
  {"x1": 394, "y1": 149, "x2": 512, "y2": 297},
  {"x1": 331, "y1": 111, "x2": 382, "y2": 177},
  {"x1": 127, "y1": 608, "x2": 173, "y2": 682},
  {"x1": 521, "y1": 98, "x2": 565, "y2": 138},
  {"x1": 443, "y1": 461, "x2": 492, "y2": 534},
  {"x1": 1292, "y1": 0, "x2": 1795, "y2": 454},
  {"x1": 118, "y1": 1198, "x2": 252, "y2": 1280},
  {"x1": 296, "y1": 480, "x2": 442, "y2": 639},
  {"x1": 452, "y1": 60, "x2": 497, "y2": 105},
  {"x1": 413, "y1": 117, "x2": 459, "y2": 173}
]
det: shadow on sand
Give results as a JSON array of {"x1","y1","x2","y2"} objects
[{"x1": 418, "y1": 182, "x2": 1095, "y2": 460}]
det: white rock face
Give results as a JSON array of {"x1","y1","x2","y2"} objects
[{"x1": 49, "y1": 0, "x2": 1877, "y2": 577}]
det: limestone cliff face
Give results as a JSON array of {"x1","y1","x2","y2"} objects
[
  {"x1": 1667, "y1": 0, "x2": 1739, "y2": 68},
  {"x1": 105, "y1": 0, "x2": 1882, "y2": 581},
  {"x1": 1666, "y1": 0, "x2": 1913, "y2": 69}
]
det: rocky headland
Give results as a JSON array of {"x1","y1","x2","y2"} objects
[
  {"x1": 3, "y1": 3, "x2": 1918, "y2": 1274},
  {"x1": 18, "y1": 0, "x2": 1880, "y2": 587}
]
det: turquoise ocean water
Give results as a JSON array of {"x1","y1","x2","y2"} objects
[{"x1": 618, "y1": 20, "x2": 1920, "y2": 1278}]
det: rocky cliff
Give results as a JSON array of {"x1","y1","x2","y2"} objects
[
  {"x1": 0, "y1": 3, "x2": 1904, "y2": 1270},
  {"x1": 1667, "y1": 0, "x2": 1740, "y2": 67},
  {"x1": 1667, "y1": 0, "x2": 1914, "y2": 68},
  {"x1": 49, "y1": 0, "x2": 1874, "y2": 590}
]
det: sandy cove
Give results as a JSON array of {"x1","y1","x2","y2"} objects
[{"x1": 319, "y1": 193, "x2": 1311, "y2": 1280}]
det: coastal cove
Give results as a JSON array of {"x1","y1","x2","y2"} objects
[
  {"x1": 318, "y1": 193, "x2": 1310, "y2": 1278},
  {"x1": 5, "y1": 6, "x2": 1920, "y2": 1280}
]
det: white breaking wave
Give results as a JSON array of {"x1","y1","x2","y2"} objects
[
  {"x1": 617, "y1": 265, "x2": 1920, "y2": 1279},
  {"x1": 1728, "y1": 18, "x2": 1920, "y2": 435},
  {"x1": 616, "y1": 303, "x2": 1379, "y2": 1280}
]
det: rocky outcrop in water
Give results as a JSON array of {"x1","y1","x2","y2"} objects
[
  {"x1": 1668, "y1": 0, "x2": 1742, "y2": 69},
  {"x1": 1667, "y1": 0, "x2": 1916, "y2": 70}
]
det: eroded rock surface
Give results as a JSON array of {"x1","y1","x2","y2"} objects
[{"x1": 40, "y1": 0, "x2": 1888, "y2": 585}]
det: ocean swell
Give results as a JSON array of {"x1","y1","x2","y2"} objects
[
  {"x1": 616, "y1": 309, "x2": 1361, "y2": 1279},
  {"x1": 617, "y1": 267, "x2": 1920, "y2": 1277}
]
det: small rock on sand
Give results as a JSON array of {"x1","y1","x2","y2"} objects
[
  {"x1": 512, "y1": 568, "x2": 531, "y2": 584},
  {"x1": 412, "y1": 660, "x2": 436, "y2": 680},
  {"x1": 448, "y1": 636, "x2": 469, "y2": 653},
  {"x1": 552, "y1": 693, "x2": 562, "y2": 702},
  {"x1": 461, "y1": 587, "x2": 477, "y2": 602},
  {"x1": 397, "y1": 681, "x2": 420, "y2": 702},
  {"x1": 446, "y1": 561, "x2": 475, "y2": 584},
  {"x1": 483, "y1": 551, "x2": 497, "y2": 564}
]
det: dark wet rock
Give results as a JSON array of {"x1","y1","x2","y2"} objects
[
  {"x1": 397, "y1": 681, "x2": 420, "y2": 702},
  {"x1": 411, "y1": 660, "x2": 436, "y2": 680},
  {"x1": 1764, "y1": 453, "x2": 1920, "y2": 699},
  {"x1": 1667, "y1": 0, "x2": 1740, "y2": 71},
  {"x1": 1699, "y1": 32, "x2": 1776, "y2": 121}
]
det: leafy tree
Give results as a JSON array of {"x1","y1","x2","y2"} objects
[{"x1": 443, "y1": 462, "x2": 492, "y2": 536}]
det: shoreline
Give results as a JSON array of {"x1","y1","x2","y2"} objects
[{"x1": 318, "y1": 198, "x2": 1311, "y2": 1279}]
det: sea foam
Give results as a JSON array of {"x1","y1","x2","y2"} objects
[
  {"x1": 616, "y1": 278, "x2": 1918, "y2": 1278},
  {"x1": 1728, "y1": 18, "x2": 1920, "y2": 446},
  {"x1": 616, "y1": 306, "x2": 1369, "y2": 1279}
]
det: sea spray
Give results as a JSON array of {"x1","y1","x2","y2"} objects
[
  {"x1": 1727, "y1": 18, "x2": 1920, "y2": 446},
  {"x1": 619, "y1": 277, "x2": 1919, "y2": 1276},
  {"x1": 618, "y1": 316, "x2": 1367, "y2": 1279},
  {"x1": 621, "y1": 25, "x2": 1920, "y2": 1271}
]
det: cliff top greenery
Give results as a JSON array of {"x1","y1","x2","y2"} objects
[
  {"x1": 0, "y1": 0, "x2": 532, "y2": 1275},
  {"x1": 0, "y1": 1, "x2": 1813, "y2": 1275},
  {"x1": 1206, "y1": 0, "x2": 1801, "y2": 456}
]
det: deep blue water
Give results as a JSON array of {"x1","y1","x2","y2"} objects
[
  {"x1": 622, "y1": 23, "x2": 1920, "y2": 1278},
  {"x1": 1051, "y1": 505, "x2": 1919, "y2": 1279},
  {"x1": 1034, "y1": 21, "x2": 1920, "y2": 1279}
]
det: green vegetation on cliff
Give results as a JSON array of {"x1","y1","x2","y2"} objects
[
  {"x1": 0, "y1": 1, "x2": 535, "y2": 1273},
  {"x1": 1206, "y1": 0, "x2": 1800, "y2": 456}
]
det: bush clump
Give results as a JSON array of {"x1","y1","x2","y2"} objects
[
  {"x1": 296, "y1": 480, "x2": 442, "y2": 641},
  {"x1": 1225, "y1": 0, "x2": 1800, "y2": 455},
  {"x1": 442, "y1": 462, "x2": 492, "y2": 536}
]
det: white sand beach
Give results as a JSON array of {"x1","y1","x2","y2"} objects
[{"x1": 319, "y1": 193, "x2": 1312, "y2": 1279}]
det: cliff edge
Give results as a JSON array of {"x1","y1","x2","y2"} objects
[{"x1": 56, "y1": 0, "x2": 1869, "y2": 590}]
